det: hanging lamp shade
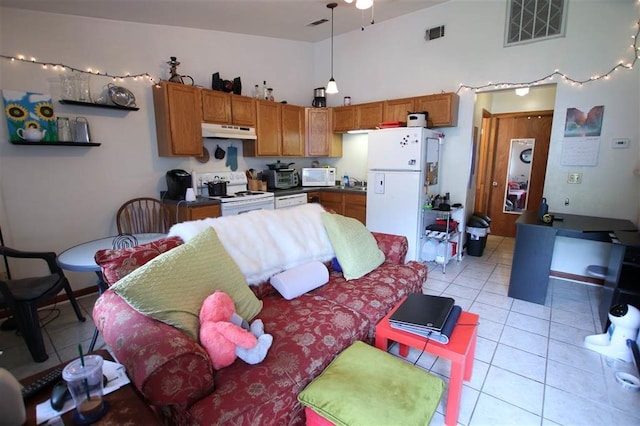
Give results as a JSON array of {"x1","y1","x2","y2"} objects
[
  {"x1": 326, "y1": 3, "x2": 339, "y2": 94},
  {"x1": 326, "y1": 78, "x2": 338, "y2": 94}
]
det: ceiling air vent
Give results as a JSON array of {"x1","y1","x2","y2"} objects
[{"x1": 307, "y1": 18, "x2": 328, "y2": 27}]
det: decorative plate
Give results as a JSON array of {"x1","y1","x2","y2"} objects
[{"x1": 108, "y1": 85, "x2": 136, "y2": 107}]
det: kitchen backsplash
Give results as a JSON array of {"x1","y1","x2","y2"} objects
[{"x1": 193, "y1": 133, "x2": 369, "y2": 185}]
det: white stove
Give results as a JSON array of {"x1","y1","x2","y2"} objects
[{"x1": 192, "y1": 171, "x2": 274, "y2": 216}]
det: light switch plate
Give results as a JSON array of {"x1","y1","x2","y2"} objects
[
  {"x1": 612, "y1": 138, "x2": 630, "y2": 149},
  {"x1": 568, "y1": 172, "x2": 582, "y2": 184}
]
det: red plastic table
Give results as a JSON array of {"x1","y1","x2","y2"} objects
[{"x1": 375, "y1": 296, "x2": 479, "y2": 426}]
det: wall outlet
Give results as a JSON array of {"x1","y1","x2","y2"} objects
[
  {"x1": 568, "y1": 172, "x2": 582, "y2": 184},
  {"x1": 612, "y1": 138, "x2": 630, "y2": 149}
]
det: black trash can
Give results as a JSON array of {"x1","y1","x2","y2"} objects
[{"x1": 466, "y1": 215, "x2": 490, "y2": 257}]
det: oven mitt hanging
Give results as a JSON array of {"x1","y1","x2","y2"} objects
[{"x1": 226, "y1": 145, "x2": 238, "y2": 171}]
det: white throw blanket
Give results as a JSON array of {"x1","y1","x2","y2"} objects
[{"x1": 168, "y1": 203, "x2": 335, "y2": 285}]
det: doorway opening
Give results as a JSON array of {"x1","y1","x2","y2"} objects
[{"x1": 472, "y1": 85, "x2": 557, "y2": 237}]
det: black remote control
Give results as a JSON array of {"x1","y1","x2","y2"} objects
[{"x1": 21, "y1": 366, "x2": 64, "y2": 400}]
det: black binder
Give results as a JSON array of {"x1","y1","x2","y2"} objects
[{"x1": 389, "y1": 293, "x2": 455, "y2": 332}]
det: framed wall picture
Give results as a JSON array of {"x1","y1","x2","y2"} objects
[{"x1": 2, "y1": 90, "x2": 58, "y2": 142}]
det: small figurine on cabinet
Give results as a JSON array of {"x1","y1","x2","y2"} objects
[{"x1": 167, "y1": 56, "x2": 194, "y2": 85}]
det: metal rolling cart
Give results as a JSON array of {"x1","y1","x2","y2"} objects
[{"x1": 421, "y1": 206, "x2": 463, "y2": 273}]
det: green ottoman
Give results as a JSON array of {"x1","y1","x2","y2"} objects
[{"x1": 298, "y1": 341, "x2": 445, "y2": 426}]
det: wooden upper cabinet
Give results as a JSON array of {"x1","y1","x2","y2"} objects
[
  {"x1": 153, "y1": 81, "x2": 202, "y2": 157},
  {"x1": 281, "y1": 104, "x2": 304, "y2": 157},
  {"x1": 332, "y1": 106, "x2": 356, "y2": 133},
  {"x1": 306, "y1": 108, "x2": 342, "y2": 157},
  {"x1": 231, "y1": 96, "x2": 256, "y2": 126},
  {"x1": 356, "y1": 101, "x2": 383, "y2": 130},
  {"x1": 413, "y1": 92, "x2": 459, "y2": 127},
  {"x1": 245, "y1": 99, "x2": 281, "y2": 156},
  {"x1": 202, "y1": 90, "x2": 257, "y2": 127},
  {"x1": 383, "y1": 98, "x2": 415, "y2": 123},
  {"x1": 201, "y1": 89, "x2": 231, "y2": 124},
  {"x1": 332, "y1": 102, "x2": 383, "y2": 132}
]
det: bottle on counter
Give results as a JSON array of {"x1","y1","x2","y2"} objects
[
  {"x1": 343, "y1": 173, "x2": 350, "y2": 187},
  {"x1": 253, "y1": 84, "x2": 260, "y2": 99},
  {"x1": 263, "y1": 80, "x2": 268, "y2": 100},
  {"x1": 267, "y1": 88, "x2": 274, "y2": 101}
]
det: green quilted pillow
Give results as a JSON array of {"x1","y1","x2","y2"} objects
[
  {"x1": 298, "y1": 341, "x2": 444, "y2": 425},
  {"x1": 110, "y1": 227, "x2": 263, "y2": 341},
  {"x1": 320, "y1": 212, "x2": 385, "y2": 280}
]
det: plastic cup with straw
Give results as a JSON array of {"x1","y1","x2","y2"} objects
[
  {"x1": 62, "y1": 343, "x2": 107, "y2": 421},
  {"x1": 78, "y1": 344, "x2": 91, "y2": 402}
]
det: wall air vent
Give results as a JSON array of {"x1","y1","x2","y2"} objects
[
  {"x1": 307, "y1": 18, "x2": 328, "y2": 27},
  {"x1": 425, "y1": 25, "x2": 445, "y2": 41}
]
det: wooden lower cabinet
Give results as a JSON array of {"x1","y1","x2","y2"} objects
[
  {"x1": 307, "y1": 192, "x2": 321, "y2": 204},
  {"x1": 343, "y1": 193, "x2": 366, "y2": 225},
  {"x1": 163, "y1": 203, "x2": 221, "y2": 225},
  {"x1": 319, "y1": 191, "x2": 366, "y2": 224},
  {"x1": 319, "y1": 192, "x2": 343, "y2": 215}
]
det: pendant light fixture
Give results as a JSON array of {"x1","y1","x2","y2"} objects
[{"x1": 326, "y1": 3, "x2": 339, "y2": 94}]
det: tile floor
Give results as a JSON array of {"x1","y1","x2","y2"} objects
[{"x1": 1, "y1": 235, "x2": 639, "y2": 425}]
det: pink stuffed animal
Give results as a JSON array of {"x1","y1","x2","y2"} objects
[{"x1": 199, "y1": 291, "x2": 272, "y2": 370}]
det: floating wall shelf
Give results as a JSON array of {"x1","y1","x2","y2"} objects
[
  {"x1": 58, "y1": 99, "x2": 139, "y2": 111},
  {"x1": 10, "y1": 141, "x2": 101, "y2": 147}
]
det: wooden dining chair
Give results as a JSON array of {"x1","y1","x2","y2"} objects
[{"x1": 116, "y1": 197, "x2": 171, "y2": 234}]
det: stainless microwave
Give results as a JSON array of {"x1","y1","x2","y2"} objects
[{"x1": 301, "y1": 168, "x2": 336, "y2": 187}]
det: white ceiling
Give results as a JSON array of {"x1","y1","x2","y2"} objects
[{"x1": 0, "y1": 0, "x2": 448, "y2": 43}]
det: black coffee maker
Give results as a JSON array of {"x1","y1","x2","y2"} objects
[
  {"x1": 312, "y1": 87, "x2": 326, "y2": 108},
  {"x1": 166, "y1": 169, "x2": 192, "y2": 200}
]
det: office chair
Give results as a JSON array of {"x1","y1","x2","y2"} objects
[
  {"x1": 0, "y1": 246, "x2": 86, "y2": 362},
  {"x1": 116, "y1": 197, "x2": 171, "y2": 234}
]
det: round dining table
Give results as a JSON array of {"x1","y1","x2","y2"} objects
[
  {"x1": 57, "y1": 233, "x2": 166, "y2": 273},
  {"x1": 57, "y1": 233, "x2": 166, "y2": 351}
]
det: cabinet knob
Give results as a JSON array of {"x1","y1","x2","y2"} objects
[{"x1": 492, "y1": 181, "x2": 498, "y2": 187}]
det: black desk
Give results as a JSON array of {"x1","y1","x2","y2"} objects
[
  {"x1": 508, "y1": 211, "x2": 637, "y2": 305},
  {"x1": 598, "y1": 231, "x2": 640, "y2": 329}
]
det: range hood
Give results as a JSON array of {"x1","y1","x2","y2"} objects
[{"x1": 202, "y1": 123, "x2": 257, "y2": 140}]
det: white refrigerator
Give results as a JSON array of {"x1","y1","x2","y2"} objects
[{"x1": 366, "y1": 127, "x2": 441, "y2": 261}]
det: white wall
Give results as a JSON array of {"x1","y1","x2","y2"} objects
[
  {"x1": 0, "y1": 9, "x2": 314, "y2": 286},
  {"x1": 317, "y1": 0, "x2": 639, "y2": 277},
  {"x1": 1, "y1": 1, "x2": 639, "y2": 288}
]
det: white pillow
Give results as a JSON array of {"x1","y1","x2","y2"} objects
[{"x1": 270, "y1": 261, "x2": 329, "y2": 300}]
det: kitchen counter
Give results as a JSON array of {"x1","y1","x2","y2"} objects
[
  {"x1": 162, "y1": 197, "x2": 221, "y2": 206},
  {"x1": 269, "y1": 186, "x2": 367, "y2": 197}
]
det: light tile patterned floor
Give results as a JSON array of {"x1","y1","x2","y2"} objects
[
  {"x1": 400, "y1": 236, "x2": 640, "y2": 426},
  {"x1": 1, "y1": 235, "x2": 639, "y2": 425}
]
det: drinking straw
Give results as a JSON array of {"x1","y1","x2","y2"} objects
[{"x1": 78, "y1": 344, "x2": 91, "y2": 401}]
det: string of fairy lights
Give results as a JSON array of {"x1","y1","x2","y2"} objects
[
  {"x1": 0, "y1": 10, "x2": 639, "y2": 93},
  {"x1": 0, "y1": 54, "x2": 159, "y2": 85},
  {"x1": 456, "y1": 17, "x2": 640, "y2": 94}
]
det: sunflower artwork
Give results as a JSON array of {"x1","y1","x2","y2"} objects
[{"x1": 2, "y1": 90, "x2": 58, "y2": 142}]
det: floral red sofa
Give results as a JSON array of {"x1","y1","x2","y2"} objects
[{"x1": 93, "y1": 229, "x2": 427, "y2": 425}]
